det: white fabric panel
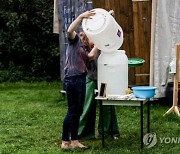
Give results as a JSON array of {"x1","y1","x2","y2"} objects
[
  {"x1": 152, "y1": 0, "x2": 180, "y2": 98},
  {"x1": 53, "y1": 0, "x2": 59, "y2": 34}
]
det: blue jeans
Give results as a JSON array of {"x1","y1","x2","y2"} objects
[{"x1": 62, "y1": 74, "x2": 86, "y2": 141}]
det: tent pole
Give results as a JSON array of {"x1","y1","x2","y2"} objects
[{"x1": 149, "y1": 0, "x2": 157, "y2": 86}]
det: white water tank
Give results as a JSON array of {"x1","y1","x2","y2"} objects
[
  {"x1": 82, "y1": 8, "x2": 123, "y2": 52},
  {"x1": 98, "y1": 50, "x2": 128, "y2": 96}
]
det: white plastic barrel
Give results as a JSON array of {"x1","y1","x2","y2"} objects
[
  {"x1": 98, "y1": 50, "x2": 128, "y2": 96},
  {"x1": 82, "y1": 8, "x2": 123, "y2": 52}
]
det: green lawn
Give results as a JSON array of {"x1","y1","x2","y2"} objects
[{"x1": 0, "y1": 81, "x2": 179, "y2": 154}]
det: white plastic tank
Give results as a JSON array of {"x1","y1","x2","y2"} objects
[
  {"x1": 82, "y1": 8, "x2": 123, "y2": 52},
  {"x1": 98, "y1": 50, "x2": 128, "y2": 96}
]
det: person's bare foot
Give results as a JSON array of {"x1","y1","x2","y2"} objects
[
  {"x1": 61, "y1": 141, "x2": 71, "y2": 149},
  {"x1": 70, "y1": 140, "x2": 87, "y2": 149}
]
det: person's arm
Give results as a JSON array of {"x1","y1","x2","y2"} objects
[
  {"x1": 88, "y1": 46, "x2": 99, "y2": 61},
  {"x1": 67, "y1": 10, "x2": 95, "y2": 40}
]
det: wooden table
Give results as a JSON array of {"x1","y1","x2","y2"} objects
[{"x1": 95, "y1": 96, "x2": 150, "y2": 149}]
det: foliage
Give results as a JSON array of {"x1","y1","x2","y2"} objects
[
  {"x1": 0, "y1": 82, "x2": 179, "y2": 153},
  {"x1": 0, "y1": 0, "x2": 60, "y2": 82}
]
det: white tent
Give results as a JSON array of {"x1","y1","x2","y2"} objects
[{"x1": 150, "y1": 0, "x2": 180, "y2": 98}]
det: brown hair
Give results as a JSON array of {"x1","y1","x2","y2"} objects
[{"x1": 79, "y1": 32, "x2": 91, "y2": 51}]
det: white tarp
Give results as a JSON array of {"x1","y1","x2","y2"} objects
[
  {"x1": 53, "y1": 0, "x2": 59, "y2": 34},
  {"x1": 150, "y1": 0, "x2": 180, "y2": 98}
]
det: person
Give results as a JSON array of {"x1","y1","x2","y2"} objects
[
  {"x1": 78, "y1": 51, "x2": 99, "y2": 140},
  {"x1": 60, "y1": 10, "x2": 99, "y2": 150},
  {"x1": 78, "y1": 9, "x2": 120, "y2": 140},
  {"x1": 78, "y1": 52, "x2": 120, "y2": 140}
]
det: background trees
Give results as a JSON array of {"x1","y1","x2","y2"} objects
[{"x1": 0, "y1": 0, "x2": 59, "y2": 82}]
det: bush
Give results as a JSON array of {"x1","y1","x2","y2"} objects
[{"x1": 0, "y1": 0, "x2": 60, "y2": 82}]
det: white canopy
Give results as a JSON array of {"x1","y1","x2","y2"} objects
[{"x1": 150, "y1": 0, "x2": 180, "y2": 98}]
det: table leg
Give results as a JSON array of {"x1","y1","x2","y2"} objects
[
  {"x1": 140, "y1": 101, "x2": 144, "y2": 149},
  {"x1": 110, "y1": 105, "x2": 113, "y2": 138},
  {"x1": 100, "y1": 100, "x2": 105, "y2": 148},
  {"x1": 147, "y1": 101, "x2": 150, "y2": 133}
]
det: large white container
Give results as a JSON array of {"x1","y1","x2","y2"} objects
[
  {"x1": 82, "y1": 8, "x2": 123, "y2": 52},
  {"x1": 98, "y1": 50, "x2": 128, "y2": 96}
]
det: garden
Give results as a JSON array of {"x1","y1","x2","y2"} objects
[{"x1": 0, "y1": 1, "x2": 179, "y2": 153}]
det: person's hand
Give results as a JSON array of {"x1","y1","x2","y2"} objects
[
  {"x1": 109, "y1": 10, "x2": 115, "y2": 17},
  {"x1": 67, "y1": 10, "x2": 95, "y2": 40},
  {"x1": 79, "y1": 10, "x2": 96, "y2": 20}
]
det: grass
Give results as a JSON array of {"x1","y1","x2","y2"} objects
[{"x1": 0, "y1": 81, "x2": 179, "y2": 154}]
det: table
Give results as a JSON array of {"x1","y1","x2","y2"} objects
[{"x1": 95, "y1": 96, "x2": 150, "y2": 149}]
